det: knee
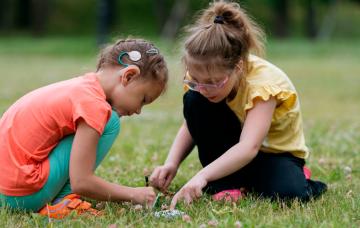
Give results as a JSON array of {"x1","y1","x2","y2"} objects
[
  {"x1": 273, "y1": 180, "x2": 327, "y2": 202},
  {"x1": 103, "y1": 111, "x2": 121, "y2": 136},
  {"x1": 261, "y1": 184, "x2": 311, "y2": 202},
  {"x1": 277, "y1": 187, "x2": 311, "y2": 202}
]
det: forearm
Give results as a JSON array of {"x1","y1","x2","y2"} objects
[
  {"x1": 197, "y1": 141, "x2": 259, "y2": 182},
  {"x1": 197, "y1": 98, "x2": 277, "y2": 182},
  {"x1": 165, "y1": 121, "x2": 194, "y2": 168},
  {"x1": 70, "y1": 120, "x2": 141, "y2": 203},
  {"x1": 71, "y1": 175, "x2": 136, "y2": 202}
]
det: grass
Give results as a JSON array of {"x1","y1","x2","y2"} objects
[{"x1": 0, "y1": 36, "x2": 359, "y2": 227}]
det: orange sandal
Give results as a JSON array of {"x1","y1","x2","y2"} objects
[{"x1": 38, "y1": 194, "x2": 102, "y2": 219}]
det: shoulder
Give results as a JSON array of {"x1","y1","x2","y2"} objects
[
  {"x1": 243, "y1": 55, "x2": 297, "y2": 96},
  {"x1": 246, "y1": 55, "x2": 289, "y2": 84},
  {"x1": 67, "y1": 73, "x2": 108, "y2": 105},
  {"x1": 71, "y1": 74, "x2": 111, "y2": 134},
  {"x1": 70, "y1": 73, "x2": 111, "y2": 119},
  {"x1": 228, "y1": 55, "x2": 299, "y2": 120}
]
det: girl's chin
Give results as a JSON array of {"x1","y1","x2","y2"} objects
[
  {"x1": 113, "y1": 109, "x2": 126, "y2": 117},
  {"x1": 206, "y1": 96, "x2": 222, "y2": 103}
]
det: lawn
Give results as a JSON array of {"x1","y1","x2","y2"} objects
[{"x1": 0, "y1": 36, "x2": 359, "y2": 227}]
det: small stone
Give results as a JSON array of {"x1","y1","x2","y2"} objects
[
  {"x1": 143, "y1": 168, "x2": 150, "y2": 176},
  {"x1": 346, "y1": 190, "x2": 353, "y2": 198},
  {"x1": 235, "y1": 220, "x2": 243, "y2": 228},
  {"x1": 108, "y1": 224, "x2": 118, "y2": 228},
  {"x1": 151, "y1": 154, "x2": 158, "y2": 162},
  {"x1": 208, "y1": 219, "x2": 218, "y2": 227},
  {"x1": 95, "y1": 202, "x2": 106, "y2": 210},
  {"x1": 199, "y1": 224, "x2": 206, "y2": 228},
  {"x1": 182, "y1": 214, "x2": 191, "y2": 222},
  {"x1": 122, "y1": 202, "x2": 131, "y2": 207},
  {"x1": 318, "y1": 158, "x2": 326, "y2": 165},
  {"x1": 134, "y1": 204, "x2": 143, "y2": 211},
  {"x1": 344, "y1": 166, "x2": 352, "y2": 175},
  {"x1": 161, "y1": 204, "x2": 168, "y2": 210},
  {"x1": 117, "y1": 208, "x2": 125, "y2": 215}
]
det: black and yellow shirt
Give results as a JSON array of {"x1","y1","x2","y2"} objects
[{"x1": 226, "y1": 55, "x2": 309, "y2": 158}]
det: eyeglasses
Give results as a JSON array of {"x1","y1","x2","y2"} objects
[{"x1": 183, "y1": 75, "x2": 229, "y2": 92}]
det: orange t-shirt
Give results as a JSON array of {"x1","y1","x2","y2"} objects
[{"x1": 0, "y1": 73, "x2": 112, "y2": 196}]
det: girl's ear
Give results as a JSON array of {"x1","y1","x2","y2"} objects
[{"x1": 120, "y1": 65, "x2": 141, "y2": 86}]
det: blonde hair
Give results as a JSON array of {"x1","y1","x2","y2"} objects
[
  {"x1": 97, "y1": 38, "x2": 168, "y2": 90},
  {"x1": 183, "y1": 0, "x2": 265, "y2": 74}
]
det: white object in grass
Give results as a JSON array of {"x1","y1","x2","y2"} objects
[{"x1": 154, "y1": 209, "x2": 184, "y2": 219}]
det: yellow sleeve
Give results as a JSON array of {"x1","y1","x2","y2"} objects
[{"x1": 244, "y1": 84, "x2": 297, "y2": 119}]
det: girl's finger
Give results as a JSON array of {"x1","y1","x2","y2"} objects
[
  {"x1": 158, "y1": 169, "x2": 168, "y2": 188},
  {"x1": 184, "y1": 192, "x2": 193, "y2": 204},
  {"x1": 163, "y1": 173, "x2": 174, "y2": 190},
  {"x1": 195, "y1": 187, "x2": 202, "y2": 198},
  {"x1": 170, "y1": 194, "x2": 179, "y2": 210},
  {"x1": 190, "y1": 187, "x2": 201, "y2": 201},
  {"x1": 146, "y1": 196, "x2": 155, "y2": 207},
  {"x1": 149, "y1": 168, "x2": 160, "y2": 186}
]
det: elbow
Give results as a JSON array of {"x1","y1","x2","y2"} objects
[
  {"x1": 252, "y1": 142, "x2": 262, "y2": 153},
  {"x1": 70, "y1": 176, "x2": 91, "y2": 196},
  {"x1": 70, "y1": 180, "x2": 85, "y2": 195},
  {"x1": 245, "y1": 142, "x2": 261, "y2": 160}
]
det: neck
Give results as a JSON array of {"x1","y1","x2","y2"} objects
[{"x1": 95, "y1": 67, "x2": 120, "y2": 99}]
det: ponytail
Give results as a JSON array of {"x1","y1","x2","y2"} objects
[{"x1": 183, "y1": 0, "x2": 265, "y2": 72}]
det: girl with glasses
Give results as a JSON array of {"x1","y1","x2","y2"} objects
[{"x1": 150, "y1": 0, "x2": 327, "y2": 208}]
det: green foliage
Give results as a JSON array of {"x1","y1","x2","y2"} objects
[
  {"x1": 2, "y1": 0, "x2": 360, "y2": 39},
  {"x1": 0, "y1": 37, "x2": 359, "y2": 227},
  {"x1": 48, "y1": 0, "x2": 97, "y2": 34}
]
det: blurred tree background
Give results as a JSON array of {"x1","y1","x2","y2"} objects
[
  {"x1": 0, "y1": 3, "x2": 359, "y2": 227},
  {"x1": 0, "y1": 0, "x2": 359, "y2": 44}
]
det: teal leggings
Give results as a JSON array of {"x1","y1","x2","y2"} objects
[{"x1": 0, "y1": 111, "x2": 120, "y2": 212}]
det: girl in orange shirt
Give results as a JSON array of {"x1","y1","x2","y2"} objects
[{"x1": 0, "y1": 38, "x2": 168, "y2": 218}]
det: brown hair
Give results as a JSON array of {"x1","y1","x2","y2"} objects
[
  {"x1": 183, "y1": 0, "x2": 265, "y2": 74},
  {"x1": 97, "y1": 38, "x2": 168, "y2": 91}
]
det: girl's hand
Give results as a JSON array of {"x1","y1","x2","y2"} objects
[
  {"x1": 149, "y1": 163, "x2": 178, "y2": 191},
  {"x1": 170, "y1": 174, "x2": 207, "y2": 210},
  {"x1": 132, "y1": 187, "x2": 156, "y2": 206}
]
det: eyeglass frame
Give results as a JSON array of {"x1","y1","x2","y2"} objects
[{"x1": 183, "y1": 73, "x2": 229, "y2": 92}]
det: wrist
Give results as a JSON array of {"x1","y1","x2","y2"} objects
[
  {"x1": 127, "y1": 187, "x2": 138, "y2": 202},
  {"x1": 164, "y1": 160, "x2": 179, "y2": 169},
  {"x1": 196, "y1": 170, "x2": 209, "y2": 183}
]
